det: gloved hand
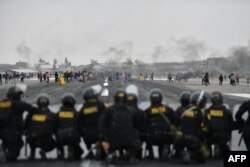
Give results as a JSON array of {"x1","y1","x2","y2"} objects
[{"x1": 101, "y1": 141, "x2": 110, "y2": 153}]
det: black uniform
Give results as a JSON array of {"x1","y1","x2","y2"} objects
[
  {"x1": 174, "y1": 105, "x2": 207, "y2": 163},
  {"x1": 144, "y1": 104, "x2": 175, "y2": 159},
  {"x1": 203, "y1": 104, "x2": 233, "y2": 157},
  {"x1": 0, "y1": 99, "x2": 37, "y2": 161},
  {"x1": 56, "y1": 106, "x2": 82, "y2": 160},
  {"x1": 126, "y1": 94, "x2": 146, "y2": 159},
  {"x1": 235, "y1": 101, "x2": 250, "y2": 150},
  {"x1": 99, "y1": 103, "x2": 140, "y2": 156},
  {"x1": 25, "y1": 107, "x2": 56, "y2": 159},
  {"x1": 78, "y1": 101, "x2": 105, "y2": 146},
  {"x1": 175, "y1": 105, "x2": 190, "y2": 128}
]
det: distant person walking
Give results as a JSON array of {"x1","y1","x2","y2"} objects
[
  {"x1": 236, "y1": 73, "x2": 240, "y2": 85},
  {"x1": 46, "y1": 72, "x2": 50, "y2": 83},
  {"x1": 54, "y1": 71, "x2": 59, "y2": 83},
  {"x1": 204, "y1": 72, "x2": 210, "y2": 86},
  {"x1": 4, "y1": 72, "x2": 9, "y2": 84},
  {"x1": 168, "y1": 72, "x2": 172, "y2": 83},
  {"x1": 229, "y1": 73, "x2": 236, "y2": 86},
  {"x1": 219, "y1": 74, "x2": 223, "y2": 86}
]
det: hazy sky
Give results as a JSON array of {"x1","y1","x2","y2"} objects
[{"x1": 0, "y1": 0, "x2": 250, "y2": 65}]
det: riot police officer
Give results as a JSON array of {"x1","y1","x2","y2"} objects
[
  {"x1": 170, "y1": 91, "x2": 191, "y2": 159},
  {"x1": 56, "y1": 93, "x2": 83, "y2": 160},
  {"x1": 77, "y1": 85, "x2": 105, "y2": 159},
  {"x1": 0, "y1": 85, "x2": 37, "y2": 161},
  {"x1": 99, "y1": 89, "x2": 140, "y2": 163},
  {"x1": 174, "y1": 91, "x2": 191, "y2": 127},
  {"x1": 25, "y1": 94, "x2": 56, "y2": 160},
  {"x1": 126, "y1": 84, "x2": 146, "y2": 160},
  {"x1": 203, "y1": 91, "x2": 233, "y2": 158},
  {"x1": 174, "y1": 91, "x2": 209, "y2": 164},
  {"x1": 144, "y1": 88, "x2": 175, "y2": 160},
  {"x1": 235, "y1": 100, "x2": 250, "y2": 150}
]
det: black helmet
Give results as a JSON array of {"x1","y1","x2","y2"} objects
[
  {"x1": 62, "y1": 92, "x2": 76, "y2": 107},
  {"x1": 180, "y1": 91, "x2": 191, "y2": 107},
  {"x1": 7, "y1": 84, "x2": 26, "y2": 100},
  {"x1": 211, "y1": 91, "x2": 223, "y2": 105},
  {"x1": 83, "y1": 88, "x2": 97, "y2": 103},
  {"x1": 150, "y1": 88, "x2": 162, "y2": 105},
  {"x1": 114, "y1": 89, "x2": 127, "y2": 104},
  {"x1": 127, "y1": 94, "x2": 138, "y2": 106},
  {"x1": 191, "y1": 91, "x2": 207, "y2": 108},
  {"x1": 126, "y1": 84, "x2": 139, "y2": 106},
  {"x1": 37, "y1": 93, "x2": 50, "y2": 108}
]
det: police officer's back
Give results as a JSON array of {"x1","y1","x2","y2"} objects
[
  {"x1": 144, "y1": 88, "x2": 175, "y2": 160},
  {"x1": 203, "y1": 91, "x2": 233, "y2": 158},
  {"x1": 126, "y1": 84, "x2": 146, "y2": 160},
  {"x1": 99, "y1": 89, "x2": 139, "y2": 163},
  {"x1": 235, "y1": 100, "x2": 250, "y2": 150},
  {"x1": 175, "y1": 91, "x2": 209, "y2": 164},
  {"x1": 56, "y1": 93, "x2": 82, "y2": 160},
  {"x1": 174, "y1": 91, "x2": 191, "y2": 127},
  {"x1": 25, "y1": 94, "x2": 56, "y2": 160},
  {"x1": 0, "y1": 85, "x2": 37, "y2": 161},
  {"x1": 77, "y1": 85, "x2": 105, "y2": 158},
  {"x1": 126, "y1": 84, "x2": 145, "y2": 133}
]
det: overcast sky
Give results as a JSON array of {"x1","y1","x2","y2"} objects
[{"x1": 0, "y1": 0, "x2": 250, "y2": 65}]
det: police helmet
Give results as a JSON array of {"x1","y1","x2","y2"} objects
[
  {"x1": 126, "y1": 84, "x2": 139, "y2": 99},
  {"x1": 126, "y1": 84, "x2": 139, "y2": 105},
  {"x1": 37, "y1": 93, "x2": 50, "y2": 108},
  {"x1": 114, "y1": 88, "x2": 127, "y2": 104},
  {"x1": 150, "y1": 88, "x2": 163, "y2": 105},
  {"x1": 7, "y1": 84, "x2": 27, "y2": 100},
  {"x1": 90, "y1": 85, "x2": 102, "y2": 95},
  {"x1": 179, "y1": 91, "x2": 191, "y2": 107},
  {"x1": 62, "y1": 92, "x2": 76, "y2": 107},
  {"x1": 211, "y1": 91, "x2": 223, "y2": 105},
  {"x1": 83, "y1": 88, "x2": 96, "y2": 101},
  {"x1": 127, "y1": 94, "x2": 138, "y2": 105},
  {"x1": 191, "y1": 91, "x2": 207, "y2": 108}
]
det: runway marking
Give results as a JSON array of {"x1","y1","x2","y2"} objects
[
  {"x1": 101, "y1": 78, "x2": 109, "y2": 96},
  {"x1": 224, "y1": 93, "x2": 250, "y2": 98}
]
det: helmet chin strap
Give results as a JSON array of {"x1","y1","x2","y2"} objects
[{"x1": 197, "y1": 91, "x2": 204, "y2": 106}]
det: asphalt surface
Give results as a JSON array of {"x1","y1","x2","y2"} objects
[{"x1": 0, "y1": 78, "x2": 248, "y2": 167}]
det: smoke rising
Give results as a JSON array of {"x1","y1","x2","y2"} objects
[
  {"x1": 103, "y1": 41, "x2": 133, "y2": 64},
  {"x1": 149, "y1": 37, "x2": 209, "y2": 62},
  {"x1": 16, "y1": 40, "x2": 32, "y2": 63}
]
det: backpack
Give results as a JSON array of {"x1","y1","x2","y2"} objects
[{"x1": 110, "y1": 106, "x2": 134, "y2": 135}]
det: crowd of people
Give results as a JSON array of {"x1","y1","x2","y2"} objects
[
  {"x1": 0, "y1": 72, "x2": 35, "y2": 85},
  {"x1": 0, "y1": 83, "x2": 249, "y2": 164}
]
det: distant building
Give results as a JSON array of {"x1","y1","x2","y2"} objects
[
  {"x1": 35, "y1": 62, "x2": 53, "y2": 72},
  {"x1": 15, "y1": 61, "x2": 29, "y2": 69}
]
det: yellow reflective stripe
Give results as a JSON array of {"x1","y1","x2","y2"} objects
[
  {"x1": 118, "y1": 93, "x2": 125, "y2": 97},
  {"x1": 59, "y1": 111, "x2": 74, "y2": 118},
  {"x1": 0, "y1": 101, "x2": 12, "y2": 108},
  {"x1": 32, "y1": 114, "x2": 46, "y2": 122},
  {"x1": 210, "y1": 110, "x2": 223, "y2": 117},
  {"x1": 184, "y1": 110, "x2": 195, "y2": 117},
  {"x1": 151, "y1": 106, "x2": 167, "y2": 114},
  {"x1": 83, "y1": 106, "x2": 98, "y2": 115},
  {"x1": 159, "y1": 106, "x2": 166, "y2": 112},
  {"x1": 127, "y1": 96, "x2": 134, "y2": 101}
]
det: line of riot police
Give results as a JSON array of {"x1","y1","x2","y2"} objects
[{"x1": 0, "y1": 84, "x2": 249, "y2": 164}]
